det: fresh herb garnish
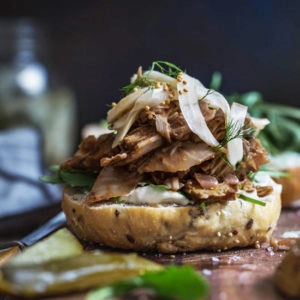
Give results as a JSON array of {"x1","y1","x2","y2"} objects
[
  {"x1": 86, "y1": 265, "x2": 209, "y2": 300},
  {"x1": 121, "y1": 75, "x2": 155, "y2": 96},
  {"x1": 150, "y1": 183, "x2": 170, "y2": 191},
  {"x1": 138, "y1": 182, "x2": 170, "y2": 191},
  {"x1": 40, "y1": 165, "x2": 97, "y2": 191},
  {"x1": 114, "y1": 198, "x2": 126, "y2": 204},
  {"x1": 248, "y1": 168, "x2": 291, "y2": 182},
  {"x1": 121, "y1": 61, "x2": 183, "y2": 96},
  {"x1": 151, "y1": 61, "x2": 184, "y2": 78},
  {"x1": 215, "y1": 121, "x2": 255, "y2": 150},
  {"x1": 239, "y1": 193, "x2": 266, "y2": 206},
  {"x1": 210, "y1": 73, "x2": 300, "y2": 154}
]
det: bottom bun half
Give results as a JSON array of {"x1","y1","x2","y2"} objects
[{"x1": 62, "y1": 179, "x2": 281, "y2": 253}]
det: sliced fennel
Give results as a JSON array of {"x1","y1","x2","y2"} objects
[
  {"x1": 144, "y1": 70, "x2": 177, "y2": 88},
  {"x1": 227, "y1": 102, "x2": 248, "y2": 166},
  {"x1": 196, "y1": 84, "x2": 230, "y2": 119},
  {"x1": 107, "y1": 88, "x2": 145, "y2": 124},
  {"x1": 177, "y1": 73, "x2": 219, "y2": 147},
  {"x1": 108, "y1": 62, "x2": 256, "y2": 166},
  {"x1": 111, "y1": 86, "x2": 169, "y2": 148}
]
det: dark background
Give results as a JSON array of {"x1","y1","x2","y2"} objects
[{"x1": 1, "y1": 0, "x2": 300, "y2": 144}]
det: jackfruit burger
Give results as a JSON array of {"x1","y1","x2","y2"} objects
[{"x1": 50, "y1": 62, "x2": 282, "y2": 253}]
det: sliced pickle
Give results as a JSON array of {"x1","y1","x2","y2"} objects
[
  {"x1": 0, "y1": 252, "x2": 162, "y2": 298},
  {"x1": 8, "y1": 228, "x2": 84, "y2": 266}
]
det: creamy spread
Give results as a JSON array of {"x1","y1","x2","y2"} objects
[{"x1": 119, "y1": 185, "x2": 189, "y2": 206}]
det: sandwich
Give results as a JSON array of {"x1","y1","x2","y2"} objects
[{"x1": 47, "y1": 61, "x2": 282, "y2": 253}]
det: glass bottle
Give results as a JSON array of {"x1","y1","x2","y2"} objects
[{"x1": 0, "y1": 18, "x2": 76, "y2": 165}]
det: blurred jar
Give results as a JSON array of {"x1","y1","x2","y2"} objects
[{"x1": 0, "y1": 18, "x2": 76, "y2": 165}]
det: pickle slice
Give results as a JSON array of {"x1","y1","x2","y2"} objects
[
  {"x1": 8, "y1": 228, "x2": 84, "y2": 266},
  {"x1": 0, "y1": 252, "x2": 162, "y2": 298}
]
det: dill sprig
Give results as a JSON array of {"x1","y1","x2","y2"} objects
[
  {"x1": 121, "y1": 61, "x2": 183, "y2": 96},
  {"x1": 121, "y1": 75, "x2": 155, "y2": 96},
  {"x1": 150, "y1": 61, "x2": 184, "y2": 77},
  {"x1": 215, "y1": 121, "x2": 255, "y2": 150}
]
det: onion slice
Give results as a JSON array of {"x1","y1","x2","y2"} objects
[
  {"x1": 227, "y1": 102, "x2": 248, "y2": 166},
  {"x1": 177, "y1": 73, "x2": 219, "y2": 147}
]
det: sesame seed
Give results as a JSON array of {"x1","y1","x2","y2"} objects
[
  {"x1": 228, "y1": 232, "x2": 233, "y2": 237},
  {"x1": 217, "y1": 232, "x2": 222, "y2": 237},
  {"x1": 178, "y1": 90, "x2": 182, "y2": 95},
  {"x1": 183, "y1": 80, "x2": 187, "y2": 85},
  {"x1": 112, "y1": 102, "x2": 117, "y2": 107},
  {"x1": 155, "y1": 82, "x2": 161, "y2": 88},
  {"x1": 145, "y1": 105, "x2": 150, "y2": 111},
  {"x1": 133, "y1": 87, "x2": 138, "y2": 92},
  {"x1": 183, "y1": 88, "x2": 189, "y2": 93}
]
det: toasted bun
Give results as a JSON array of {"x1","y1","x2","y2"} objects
[
  {"x1": 275, "y1": 166, "x2": 300, "y2": 207},
  {"x1": 269, "y1": 152, "x2": 300, "y2": 207},
  {"x1": 62, "y1": 175, "x2": 282, "y2": 253}
]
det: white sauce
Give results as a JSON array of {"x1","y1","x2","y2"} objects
[
  {"x1": 119, "y1": 185, "x2": 189, "y2": 206},
  {"x1": 119, "y1": 174, "x2": 280, "y2": 206},
  {"x1": 239, "y1": 173, "x2": 282, "y2": 202}
]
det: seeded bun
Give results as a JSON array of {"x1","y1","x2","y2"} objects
[
  {"x1": 62, "y1": 175, "x2": 281, "y2": 253},
  {"x1": 268, "y1": 152, "x2": 300, "y2": 207},
  {"x1": 275, "y1": 166, "x2": 300, "y2": 206}
]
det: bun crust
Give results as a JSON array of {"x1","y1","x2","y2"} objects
[
  {"x1": 62, "y1": 179, "x2": 282, "y2": 253},
  {"x1": 275, "y1": 166, "x2": 300, "y2": 206}
]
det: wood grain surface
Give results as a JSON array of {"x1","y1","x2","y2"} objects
[{"x1": 0, "y1": 207, "x2": 299, "y2": 300}]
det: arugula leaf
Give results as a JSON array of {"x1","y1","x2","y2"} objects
[
  {"x1": 40, "y1": 165, "x2": 97, "y2": 190},
  {"x1": 86, "y1": 265, "x2": 209, "y2": 300}
]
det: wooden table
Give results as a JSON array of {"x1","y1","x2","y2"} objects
[{"x1": 0, "y1": 206, "x2": 299, "y2": 300}]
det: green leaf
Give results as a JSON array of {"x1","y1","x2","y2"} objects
[
  {"x1": 239, "y1": 193, "x2": 266, "y2": 206},
  {"x1": 151, "y1": 61, "x2": 184, "y2": 78},
  {"x1": 40, "y1": 166, "x2": 97, "y2": 190},
  {"x1": 60, "y1": 169, "x2": 97, "y2": 190},
  {"x1": 209, "y1": 71, "x2": 222, "y2": 91},
  {"x1": 87, "y1": 265, "x2": 209, "y2": 300},
  {"x1": 39, "y1": 173, "x2": 63, "y2": 185}
]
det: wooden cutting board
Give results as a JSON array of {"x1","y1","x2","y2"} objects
[
  {"x1": 145, "y1": 207, "x2": 299, "y2": 300},
  {"x1": 0, "y1": 207, "x2": 299, "y2": 300}
]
